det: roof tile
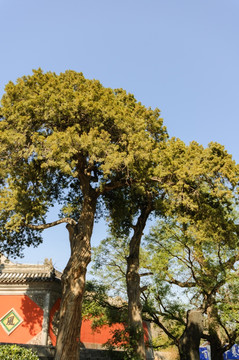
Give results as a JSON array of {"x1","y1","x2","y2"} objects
[{"x1": 0, "y1": 262, "x2": 61, "y2": 284}]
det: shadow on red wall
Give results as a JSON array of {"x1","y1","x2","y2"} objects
[
  {"x1": 20, "y1": 294, "x2": 43, "y2": 336},
  {"x1": 48, "y1": 298, "x2": 149, "y2": 349},
  {"x1": 0, "y1": 295, "x2": 43, "y2": 344}
]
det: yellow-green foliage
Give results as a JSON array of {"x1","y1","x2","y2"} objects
[
  {"x1": 0, "y1": 69, "x2": 167, "y2": 255},
  {"x1": 0, "y1": 345, "x2": 39, "y2": 360},
  {"x1": 154, "y1": 138, "x2": 239, "y2": 248}
]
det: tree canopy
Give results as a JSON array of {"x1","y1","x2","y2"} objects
[
  {"x1": 0, "y1": 69, "x2": 167, "y2": 256},
  {"x1": 2, "y1": 70, "x2": 239, "y2": 360},
  {"x1": 92, "y1": 138, "x2": 239, "y2": 360},
  {"x1": 143, "y1": 139, "x2": 239, "y2": 360},
  {"x1": 0, "y1": 69, "x2": 167, "y2": 360}
]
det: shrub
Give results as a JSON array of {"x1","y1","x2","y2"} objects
[{"x1": 0, "y1": 344, "x2": 39, "y2": 360}]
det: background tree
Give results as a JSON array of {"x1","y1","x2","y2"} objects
[
  {"x1": 96, "y1": 214, "x2": 239, "y2": 360},
  {"x1": 0, "y1": 69, "x2": 167, "y2": 360},
  {"x1": 144, "y1": 201, "x2": 239, "y2": 358},
  {"x1": 93, "y1": 139, "x2": 239, "y2": 360},
  {"x1": 102, "y1": 165, "x2": 170, "y2": 360},
  {"x1": 82, "y1": 281, "x2": 127, "y2": 331},
  {"x1": 100, "y1": 190, "x2": 153, "y2": 359},
  {"x1": 92, "y1": 234, "x2": 154, "y2": 359},
  {"x1": 144, "y1": 139, "x2": 239, "y2": 360}
]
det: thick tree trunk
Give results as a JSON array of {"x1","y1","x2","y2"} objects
[
  {"x1": 209, "y1": 337, "x2": 224, "y2": 360},
  {"x1": 178, "y1": 309, "x2": 203, "y2": 360},
  {"x1": 54, "y1": 195, "x2": 97, "y2": 360},
  {"x1": 126, "y1": 204, "x2": 151, "y2": 360},
  {"x1": 207, "y1": 306, "x2": 224, "y2": 360}
]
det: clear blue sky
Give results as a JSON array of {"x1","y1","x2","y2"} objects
[{"x1": 1, "y1": 0, "x2": 239, "y2": 271}]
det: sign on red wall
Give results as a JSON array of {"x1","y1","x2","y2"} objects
[{"x1": 0, "y1": 295, "x2": 43, "y2": 344}]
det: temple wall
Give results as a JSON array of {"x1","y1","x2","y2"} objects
[
  {"x1": 0, "y1": 282, "x2": 61, "y2": 346},
  {"x1": 0, "y1": 294, "x2": 43, "y2": 344}
]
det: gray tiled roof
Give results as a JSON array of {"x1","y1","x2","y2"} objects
[{"x1": 0, "y1": 259, "x2": 61, "y2": 284}]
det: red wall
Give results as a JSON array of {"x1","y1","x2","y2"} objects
[
  {"x1": 49, "y1": 299, "x2": 149, "y2": 348},
  {"x1": 0, "y1": 295, "x2": 43, "y2": 344},
  {"x1": 0, "y1": 295, "x2": 149, "y2": 348}
]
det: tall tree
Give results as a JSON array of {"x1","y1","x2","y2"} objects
[
  {"x1": 103, "y1": 188, "x2": 156, "y2": 359},
  {"x1": 145, "y1": 139, "x2": 239, "y2": 360},
  {"x1": 92, "y1": 202, "x2": 159, "y2": 360},
  {"x1": 99, "y1": 139, "x2": 239, "y2": 359},
  {"x1": 125, "y1": 201, "x2": 152, "y2": 360},
  {"x1": 156, "y1": 139, "x2": 239, "y2": 360},
  {"x1": 0, "y1": 69, "x2": 167, "y2": 360},
  {"x1": 100, "y1": 127, "x2": 170, "y2": 359},
  {"x1": 93, "y1": 138, "x2": 239, "y2": 360}
]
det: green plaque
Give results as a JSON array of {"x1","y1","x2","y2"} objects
[{"x1": 0, "y1": 308, "x2": 23, "y2": 334}]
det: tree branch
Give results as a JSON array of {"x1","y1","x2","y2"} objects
[
  {"x1": 26, "y1": 217, "x2": 77, "y2": 230},
  {"x1": 139, "y1": 272, "x2": 153, "y2": 277},
  {"x1": 98, "y1": 179, "x2": 128, "y2": 195},
  {"x1": 166, "y1": 274, "x2": 195, "y2": 288},
  {"x1": 155, "y1": 293, "x2": 186, "y2": 325}
]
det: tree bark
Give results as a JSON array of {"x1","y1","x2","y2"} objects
[
  {"x1": 54, "y1": 195, "x2": 97, "y2": 360},
  {"x1": 207, "y1": 305, "x2": 224, "y2": 360},
  {"x1": 178, "y1": 309, "x2": 203, "y2": 360},
  {"x1": 126, "y1": 204, "x2": 152, "y2": 360}
]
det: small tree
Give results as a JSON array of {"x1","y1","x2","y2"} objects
[
  {"x1": 0, "y1": 69, "x2": 167, "y2": 360},
  {"x1": 145, "y1": 198, "x2": 239, "y2": 359}
]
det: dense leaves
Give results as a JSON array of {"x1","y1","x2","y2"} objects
[
  {"x1": 92, "y1": 139, "x2": 239, "y2": 359},
  {"x1": 0, "y1": 70, "x2": 167, "y2": 360},
  {"x1": 0, "y1": 69, "x2": 167, "y2": 255},
  {"x1": 0, "y1": 345, "x2": 39, "y2": 360}
]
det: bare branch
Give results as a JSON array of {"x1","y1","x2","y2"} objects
[
  {"x1": 139, "y1": 272, "x2": 153, "y2": 277},
  {"x1": 139, "y1": 286, "x2": 148, "y2": 293},
  {"x1": 26, "y1": 217, "x2": 77, "y2": 230},
  {"x1": 145, "y1": 309, "x2": 178, "y2": 344},
  {"x1": 155, "y1": 293, "x2": 186, "y2": 325},
  {"x1": 166, "y1": 276, "x2": 195, "y2": 288}
]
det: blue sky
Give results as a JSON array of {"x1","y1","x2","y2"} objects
[{"x1": 1, "y1": 0, "x2": 239, "y2": 271}]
